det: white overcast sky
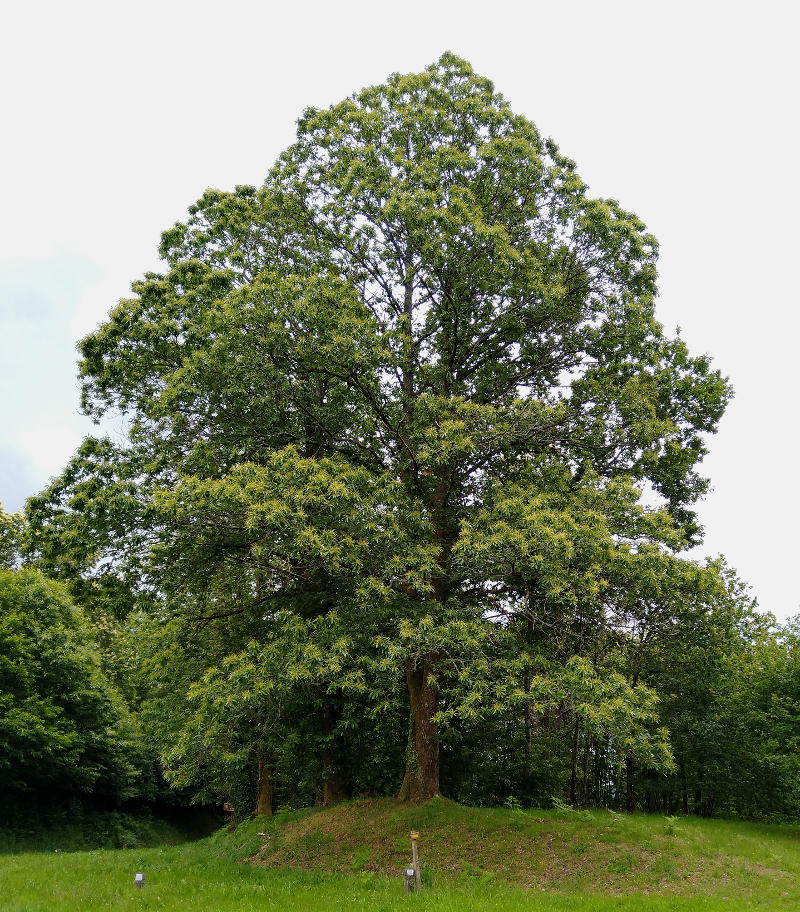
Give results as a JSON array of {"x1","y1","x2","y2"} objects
[{"x1": 1, "y1": 0, "x2": 797, "y2": 618}]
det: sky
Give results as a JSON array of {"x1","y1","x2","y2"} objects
[{"x1": 1, "y1": 0, "x2": 798, "y2": 618}]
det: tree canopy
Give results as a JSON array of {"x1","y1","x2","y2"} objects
[
  {"x1": 24, "y1": 54, "x2": 747, "y2": 813},
  {"x1": 0, "y1": 567, "x2": 138, "y2": 809},
  {"x1": 0, "y1": 503, "x2": 24, "y2": 569}
]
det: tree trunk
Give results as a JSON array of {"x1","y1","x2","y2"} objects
[
  {"x1": 397, "y1": 657, "x2": 439, "y2": 802},
  {"x1": 322, "y1": 765, "x2": 348, "y2": 806},
  {"x1": 680, "y1": 759, "x2": 689, "y2": 815},
  {"x1": 594, "y1": 736, "x2": 607, "y2": 806},
  {"x1": 694, "y1": 762, "x2": 703, "y2": 816},
  {"x1": 256, "y1": 747, "x2": 273, "y2": 817},
  {"x1": 614, "y1": 760, "x2": 623, "y2": 809},
  {"x1": 523, "y1": 668, "x2": 532, "y2": 761},
  {"x1": 321, "y1": 697, "x2": 348, "y2": 806},
  {"x1": 625, "y1": 755, "x2": 634, "y2": 812},
  {"x1": 569, "y1": 718, "x2": 580, "y2": 806},
  {"x1": 523, "y1": 593, "x2": 534, "y2": 761},
  {"x1": 580, "y1": 735, "x2": 591, "y2": 808}
]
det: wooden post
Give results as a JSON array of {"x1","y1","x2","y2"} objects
[
  {"x1": 223, "y1": 802, "x2": 235, "y2": 832},
  {"x1": 410, "y1": 830, "x2": 421, "y2": 891}
]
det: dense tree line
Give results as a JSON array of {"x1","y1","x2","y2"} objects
[{"x1": 3, "y1": 56, "x2": 798, "y2": 822}]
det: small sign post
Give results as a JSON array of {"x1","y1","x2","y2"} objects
[
  {"x1": 223, "y1": 801, "x2": 235, "y2": 831},
  {"x1": 410, "y1": 830, "x2": 421, "y2": 891}
]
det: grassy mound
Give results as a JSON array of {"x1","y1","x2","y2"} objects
[
  {"x1": 226, "y1": 797, "x2": 800, "y2": 900},
  {"x1": 4, "y1": 802, "x2": 800, "y2": 910}
]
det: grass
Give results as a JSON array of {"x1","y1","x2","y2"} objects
[
  {"x1": 3, "y1": 800, "x2": 800, "y2": 910},
  {"x1": 233, "y1": 797, "x2": 800, "y2": 901}
]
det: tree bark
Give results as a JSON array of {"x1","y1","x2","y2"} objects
[
  {"x1": 397, "y1": 657, "x2": 439, "y2": 802},
  {"x1": 523, "y1": 600, "x2": 534, "y2": 761},
  {"x1": 256, "y1": 746, "x2": 273, "y2": 817},
  {"x1": 569, "y1": 718, "x2": 580, "y2": 806},
  {"x1": 580, "y1": 735, "x2": 591, "y2": 808},
  {"x1": 625, "y1": 755, "x2": 634, "y2": 812},
  {"x1": 680, "y1": 759, "x2": 689, "y2": 815},
  {"x1": 594, "y1": 736, "x2": 607, "y2": 806},
  {"x1": 614, "y1": 761, "x2": 623, "y2": 810},
  {"x1": 694, "y1": 762, "x2": 704, "y2": 816},
  {"x1": 523, "y1": 672, "x2": 532, "y2": 760}
]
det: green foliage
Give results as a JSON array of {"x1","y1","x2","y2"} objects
[
  {"x1": 0, "y1": 502, "x2": 24, "y2": 568},
  {"x1": 0, "y1": 806, "x2": 210, "y2": 853},
  {"x1": 0, "y1": 568, "x2": 139, "y2": 807},
  {"x1": 24, "y1": 54, "x2": 755, "y2": 815},
  {"x1": 25, "y1": 437, "x2": 156, "y2": 622}
]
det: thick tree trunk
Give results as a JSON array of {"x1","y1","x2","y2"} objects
[
  {"x1": 322, "y1": 759, "x2": 348, "y2": 806},
  {"x1": 397, "y1": 657, "x2": 439, "y2": 802},
  {"x1": 323, "y1": 776, "x2": 348, "y2": 806},
  {"x1": 256, "y1": 747, "x2": 273, "y2": 817}
]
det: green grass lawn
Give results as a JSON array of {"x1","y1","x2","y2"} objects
[{"x1": 3, "y1": 801, "x2": 800, "y2": 910}]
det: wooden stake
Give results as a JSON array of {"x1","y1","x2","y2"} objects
[
  {"x1": 410, "y1": 830, "x2": 421, "y2": 891},
  {"x1": 404, "y1": 868, "x2": 415, "y2": 893}
]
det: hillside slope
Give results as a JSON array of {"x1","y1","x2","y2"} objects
[{"x1": 224, "y1": 798, "x2": 800, "y2": 901}]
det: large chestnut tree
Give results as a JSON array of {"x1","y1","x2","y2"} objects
[{"x1": 65, "y1": 54, "x2": 729, "y2": 802}]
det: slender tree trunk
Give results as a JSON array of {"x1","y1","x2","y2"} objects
[
  {"x1": 523, "y1": 671, "x2": 532, "y2": 760},
  {"x1": 615, "y1": 761, "x2": 623, "y2": 809},
  {"x1": 592, "y1": 739, "x2": 600, "y2": 806},
  {"x1": 256, "y1": 745, "x2": 273, "y2": 817},
  {"x1": 569, "y1": 718, "x2": 580, "y2": 806},
  {"x1": 680, "y1": 760, "x2": 689, "y2": 815},
  {"x1": 523, "y1": 601, "x2": 533, "y2": 761},
  {"x1": 397, "y1": 657, "x2": 439, "y2": 802},
  {"x1": 625, "y1": 756, "x2": 634, "y2": 812},
  {"x1": 625, "y1": 666, "x2": 642, "y2": 814},
  {"x1": 594, "y1": 736, "x2": 607, "y2": 806},
  {"x1": 580, "y1": 735, "x2": 592, "y2": 808},
  {"x1": 694, "y1": 762, "x2": 703, "y2": 816}
]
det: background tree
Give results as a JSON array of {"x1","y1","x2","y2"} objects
[
  {"x1": 0, "y1": 567, "x2": 139, "y2": 813},
  {"x1": 0, "y1": 503, "x2": 24, "y2": 568}
]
